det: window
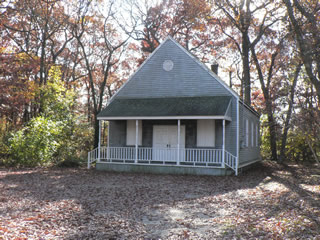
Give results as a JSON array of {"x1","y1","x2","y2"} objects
[
  {"x1": 245, "y1": 119, "x2": 249, "y2": 147},
  {"x1": 197, "y1": 119, "x2": 215, "y2": 147},
  {"x1": 256, "y1": 124, "x2": 259, "y2": 147},
  {"x1": 251, "y1": 122, "x2": 254, "y2": 147},
  {"x1": 126, "y1": 120, "x2": 142, "y2": 146}
]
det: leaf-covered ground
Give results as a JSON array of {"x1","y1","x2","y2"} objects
[{"x1": 0, "y1": 161, "x2": 319, "y2": 239}]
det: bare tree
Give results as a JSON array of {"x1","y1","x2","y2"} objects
[
  {"x1": 283, "y1": 0, "x2": 320, "y2": 100},
  {"x1": 213, "y1": 0, "x2": 280, "y2": 105},
  {"x1": 71, "y1": 0, "x2": 129, "y2": 147}
]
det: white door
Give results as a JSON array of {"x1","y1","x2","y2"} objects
[{"x1": 153, "y1": 125, "x2": 185, "y2": 161}]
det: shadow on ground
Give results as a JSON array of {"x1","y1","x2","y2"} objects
[{"x1": 0, "y1": 161, "x2": 319, "y2": 239}]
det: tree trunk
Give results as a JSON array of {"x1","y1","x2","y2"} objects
[
  {"x1": 87, "y1": 87, "x2": 91, "y2": 123},
  {"x1": 93, "y1": 116, "x2": 99, "y2": 148},
  {"x1": 266, "y1": 100, "x2": 278, "y2": 161},
  {"x1": 242, "y1": 33, "x2": 251, "y2": 105},
  {"x1": 279, "y1": 63, "x2": 301, "y2": 163},
  {"x1": 250, "y1": 46, "x2": 278, "y2": 161}
]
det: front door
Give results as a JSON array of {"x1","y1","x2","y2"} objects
[{"x1": 152, "y1": 125, "x2": 185, "y2": 161}]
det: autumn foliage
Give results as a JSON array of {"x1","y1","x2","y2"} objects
[{"x1": 0, "y1": 0, "x2": 319, "y2": 166}]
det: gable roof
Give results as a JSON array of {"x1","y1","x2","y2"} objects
[
  {"x1": 165, "y1": 36, "x2": 239, "y2": 99},
  {"x1": 97, "y1": 96, "x2": 232, "y2": 120},
  {"x1": 108, "y1": 36, "x2": 239, "y2": 104},
  {"x1": 102, "y1": 36, "x2": 259, "y2": 118}
]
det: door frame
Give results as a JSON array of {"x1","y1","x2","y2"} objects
[{"x1": 152, "y1": 124, "x2": 185, "y2": 161}]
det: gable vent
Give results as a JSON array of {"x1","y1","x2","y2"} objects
[{"x1": 163, "y1": 60, "x2": 174, "y2": 71}]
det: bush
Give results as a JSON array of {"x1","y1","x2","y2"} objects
[
  {"x1": 6, "y1": 66, "x2": 93, "y2": 167},
  {"x1": 8, "y1": 117, "x2": 64, "y2": 167}
]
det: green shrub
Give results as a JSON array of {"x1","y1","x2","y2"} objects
[
  {"x1": 8, "y1": 117, "x2": 63, "y2": 166},
  {"x1": 6, "y1": 66, "x2": 94, "y2": 167}
]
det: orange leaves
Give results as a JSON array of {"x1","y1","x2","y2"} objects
[
  {"x1": 23, "y1": 217, "x2": 37, "y2": 222},
  {"x1": 0, "y1": 226, "x2": 9, "y2": 233},
  {"x1": 0, "y1": 52, "x2": 39, "y2": 120},
  {"x1": 128, "y1": 43, "x2": 139, "y2": 51}
]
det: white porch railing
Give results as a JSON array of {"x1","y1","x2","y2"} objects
[
  {"x1": 224, "y1": 151, "x2": 238, "y2": 174},
  {"x1": 87, "y1": 147, "x2": 99, "y2": 169},
  {"x1": 88, "y1": 147, "x2": 238, "y2": 174}
]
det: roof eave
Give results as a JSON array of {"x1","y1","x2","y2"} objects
[
  {"x1": 97, "y1": 115, "x2": 232, "y2": 121},
  {"x1": 239, "y1": 99, "x2": 260, "y2": 117}
]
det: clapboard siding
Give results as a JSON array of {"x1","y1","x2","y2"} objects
[
  {"x1": 238, "y1": 104, "x2": 260, "y2": 165},
  {"x1": 115, "y1": 39, "x2": 232, "y2": 99},
  {"x1": 224, "y1": 98, "x2": 237, "y2": 156}
]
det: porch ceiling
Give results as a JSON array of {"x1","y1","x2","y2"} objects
[{"x1": 98, "y1": 96, "x2": 232, "y2": 120}]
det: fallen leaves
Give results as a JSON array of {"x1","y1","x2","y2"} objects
[{"x1": 0, "y1": 161, "x2": 319, "y2": 239}]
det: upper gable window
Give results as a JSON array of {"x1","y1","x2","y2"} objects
[{"x1": 163, "y1": 60, "x2": 174, "y2": 71}]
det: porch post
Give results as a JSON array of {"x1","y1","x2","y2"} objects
[
  {"x1": 135, "y1": 119, "x2": 138, "y2": 163},
  {"x1": 98, "y1": 120, "x2": 101, "y2": 163},
  {"x1": 222, "y1": 119, "x2": 225, "y2": 168},
  {"x1": 107, "y1": 121, "x2": 110, "y2": 161},
  {"x1": 177, "y1": 119, "x2": 181, "y2": 165}
]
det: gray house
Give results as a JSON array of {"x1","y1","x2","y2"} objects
[{"x1": 88, "y1": 36, "x2": 260, "y2": 176}]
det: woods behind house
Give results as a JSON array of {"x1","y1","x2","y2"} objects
[{"x1": 0, "y1": 0, "x2": 319, "y2": 167}]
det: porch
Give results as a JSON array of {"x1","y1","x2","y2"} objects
[
  {"x1": 89, "y1": 96, "x2": 239, "y2": 175},
  {"x1": 88, "y1": 146, "x2": 238, "y2": 175}
]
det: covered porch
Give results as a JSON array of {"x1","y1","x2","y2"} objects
[
  {"x1": 88, "y1": 118, "x2": 238, "y2": 175},
  {"x1": 88, "y1": 96, "x2": 239, "y2": 175}
]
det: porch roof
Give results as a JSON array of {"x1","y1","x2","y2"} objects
[{"x1": 98, "y1": 96, "x2": 232, "y2": 120}]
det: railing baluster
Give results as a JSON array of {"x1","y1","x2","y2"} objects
[
  {"x1": 117, "y1": 147, "x2": 119, "y2": 159},
  {"x1": 216, "y1": 150, "x2": 218, "y2": 163},
  {"x1": 201, "y1": 150, "x2": 203, "y2": 163}
]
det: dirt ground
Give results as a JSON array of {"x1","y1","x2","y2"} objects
[{"x1": 0, "y1": 161, "x2": 319, "y2": 239}]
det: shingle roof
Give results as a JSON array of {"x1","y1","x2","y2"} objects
[{"x1": 97, "y1": 96, "x2": 231, "y2": 119}]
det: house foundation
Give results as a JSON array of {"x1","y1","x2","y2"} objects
[{"x1": 96, "y1": 162, "x2": 234, "y2": 176}]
